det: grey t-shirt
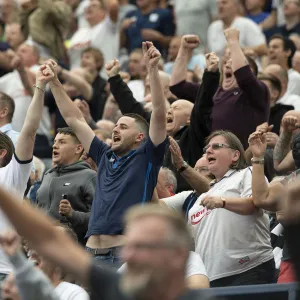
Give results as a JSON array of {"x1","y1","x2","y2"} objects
[{"x1": 90, "y1": 264, "x2": 214, "y2": 300}]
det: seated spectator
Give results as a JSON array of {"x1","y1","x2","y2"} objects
[
  {"x1": 264, "y1": 64, "x2": 300, "y2": 110},
  {"x1": 19, "y1": 0, "x2": 72, "y2": 62},
  {"x1": 259, "y1": 73, "x2": 293, "y2": 134},
  {"x1": 246, "y1": 0, "x2": 270, "y2": 25},
  {"x1": 28, "y1": 156, "x2": 45, "y2": 203},
  {"x1": 120, "y1": 0, "x2": 175, "y2": 56},
  {"x1": 207, "y1": 0, "x2": 267, "y2": 58},
  {"x1": 0, "y1": 92, "x2": 19, "y2": 146},
  {"x1": 37, "y1": 127, "x2": 96, "y2": 245},
  {"x1": 292, "y1": 50, "x2": 300, "y2": 72},
  {"x1": 68, "y1": 0, "x2": 119, "y2": 69},
  {"x1": 267, "y1": 35, "x2": 300, "y2": 96},
  {"x1": 171, "y1": 29, "x2": 270, "y2": 149},
  {"x1": 187, "y1": 130, "x2": 274, "y2": 287},
  {"x1": 118, "y1": 251, "x2": 210, "y2": 289},
  {"x1": 80, "y1": 47, "x2": 107, "y2": 122},
  {"x1": 1, "y1": 230, "x2": 90, "y2": 300},
  {"x1": 164, "y1": 36, "x2": 206, "y2": 75},
  {"x1": 173, "y1": 0, "x2": 218, "y2": 52},
  {"x1": 156, "y1": 167, "x2": 177, "y2": 198},
  {"x1": 278, "y1": 0, "x2": 300, "y2": 38}
]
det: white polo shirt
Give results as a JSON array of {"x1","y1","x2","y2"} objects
[
  {"x1": 0, "y1": 154, "x2": 32, "y2": 274},
  {"x1": 288, "y1": 69, "x2": 300, "y2": 97},
  {"x1": 188, "y1": 168, "x2": 273, "y2": 281}
]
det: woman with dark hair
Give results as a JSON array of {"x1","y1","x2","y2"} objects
[{"x1": 188, "y1": 130, "x2": 275, "y2": 287}]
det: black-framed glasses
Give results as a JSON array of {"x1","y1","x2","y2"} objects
[{"x1": 203, "y1": 143, "x2": 234, "y2": 154}]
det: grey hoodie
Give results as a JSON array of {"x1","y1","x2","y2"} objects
[{"x1": 37, "y1": 161, "x2": 96, "y2": 243}]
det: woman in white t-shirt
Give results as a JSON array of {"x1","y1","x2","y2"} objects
[{"x1": 164, "y1": 130, "x2": 275, "y2": 287}]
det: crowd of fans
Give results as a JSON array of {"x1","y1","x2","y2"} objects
[{"x1": 0, "y1": 0, "x2": 300, "y2": 299}]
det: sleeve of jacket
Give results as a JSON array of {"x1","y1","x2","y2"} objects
[
  {"x1": 189, "y1": 70, "x2": 220, "y2": 141},
  {"x1": 19, "y1": 9, "x2": 32, "y2": 39},
  {"x1": 38, "y1": 0, "x2": 72, "y2": 23},
  {"x1": 169, "y1": 80, "x2": 199, "y2": 102},
  {"x1": 108, "y1": 75, "x2": 151, "y2": 122},
  {"x1": 67, "y1": 174, "x2": 96, "y2": 230},
  {"x1": 9, "y1": 252, "x2": 60, "y2": 300}
]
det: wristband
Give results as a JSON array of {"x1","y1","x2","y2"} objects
[
  {"x1": 221, "y1": 197, "x2": 226, "y2": 208},
  {"x1": 177, "y1": 161, "x2": 189, "y2": 173},
  {"x1": 33, "y1": 84, "x2": 45, "y2": 93},
  {"x1": 251, "y1": 157, "x2": 264, "y2": 165}
]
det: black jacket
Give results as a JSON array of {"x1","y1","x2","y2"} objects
[{"x1": 109, "y1": 71, "x2": 219, "y2": 192}]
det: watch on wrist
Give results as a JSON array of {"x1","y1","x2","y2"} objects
[
  {"x1": 177, "y1": 161, "x2": 189, "y2": 173},
  {"x1": 251, "y1": 157, "x2": 265, "y2": 165}
]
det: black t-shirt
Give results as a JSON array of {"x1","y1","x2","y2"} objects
[{"x1": 89, "y1": 263, "x2": 214, "y2": 300}]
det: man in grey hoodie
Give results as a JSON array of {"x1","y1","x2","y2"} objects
[{"x1": 36, "y1": 127, "x2": 96, "y2": 245}]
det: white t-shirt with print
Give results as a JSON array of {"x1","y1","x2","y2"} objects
[
  {"x1": 68, "y1": 16, "x2": 119, "y2": 69},
  {"x1": 0, "y1": 154, "x2": 32, "y2": 274},
  {"x1": 118, "y1": 251, "x2": 208, "y2": 279},
  {"x1": 207, "y1": 17, "x2": 266, "y2": 57},
  {"x1": 188, "y1": 168, "x2": 273, "y2": 281},
  {"x1": 55, "y1": 282, "x2": 90, "y2": 300}
]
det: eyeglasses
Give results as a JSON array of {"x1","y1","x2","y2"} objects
[{"x1": 203, "y1": 143, "x2": 234, "y2": 154}]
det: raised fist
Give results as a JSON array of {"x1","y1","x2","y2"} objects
[
  {"x1": 224, "y1": 28, "x2": 240, "y2": 43},
  {"x1": 105, "y1": 59, "x2": 120, "y2": 78},
  {"x1": 205, "y1": 52, "x2": 219, "y2": 72},
  {"x1": 181, "y1": 35, "x2": 200, "y2": 50},
  {"x1": 142, "y1": 41, "x2": 161, "y2": 69}
]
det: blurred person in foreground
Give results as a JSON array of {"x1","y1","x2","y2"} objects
[{"x1": 0, "y1": 187, "x2": 215, "y2": 300}]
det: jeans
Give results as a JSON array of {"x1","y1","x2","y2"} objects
[{"x1": 86, "y1": 246, "x2": 122, "y2": 271}]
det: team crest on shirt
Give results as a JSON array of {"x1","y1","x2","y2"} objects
[{"x1": 190, "y1": 207, "x2": 211, "y2": 225}]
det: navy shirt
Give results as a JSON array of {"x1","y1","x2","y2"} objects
[
  {"x1": 125, "y1": 8, "x2": 175, "y2": 54},
  {"x1": 86, "y1": 136, "x2": 167, "y2": 237}
]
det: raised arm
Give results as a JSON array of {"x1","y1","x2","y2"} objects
[
  {"x1": 249, "y1": 131, "x2": 285, "y2": 211},
  {"x1": 274, "y1": 115, "x2": 298, "y2": 174},
  {"x1": 47, "y1": 60, "x2": 95, "y2": 153},
  {"x1": 103, "y1": 0, "x2": 119, "y2": 23},
  {"x1": 224, "y1": 28, "x2": 248, "y2": 72},
  {"x1": 15, "y1": 64, "x2": 51, "y2": 161},
  {"x1": 170, "y1": 35, "x2": 199, "y2": 86},
  {"x1": 106, "y1": 59, "x2": 150, "y2": 122},
  {"x1": 58, "y1": 67, "x2": 93, "y2": 101},
  {"x1": 0, "y1": 187, "x2": 91, "y2": 285},
  {"x1": 169, "y1": 136, "x2": 210, "y2": 195},
  {"x1": 143, "y1": 42, "x2": 166, "y2": 146}
]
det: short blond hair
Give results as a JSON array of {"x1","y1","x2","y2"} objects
[{"x1": 124, "y1": 204, "x2": 192, "y2": 249}]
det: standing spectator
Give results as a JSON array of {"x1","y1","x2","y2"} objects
[
  {"x1": 47, "y1": 42, "x2": 167, "y2": 269},
  {"x1": 37, "y1": 127, "x2": 96, "y2": 245},
  {"x1": 264, "y1": 64, "x2": 300, "y2": 110},
  {"x1": 267, "y1": 35, "x2": 300, "y2": 96},
  {"x1": 4, "y1": 23, "x2": 25, "y2": 51},
  {"x1": 278, "y1": 0, "x2": 300, "y2": 38},
  {"x1": 207, "y1": 0, "x2": 267, "y2": 58},
  {"x1": 246, "y1": 0, "x2": 270, "y2": 25},
  {"x1": 120, "y1": 0, "x2": 175, "y2": 56},
  {"x1": 171, "y1": 29, "x2": 270, "y2": 149},
  {"x1": 164, "y1": 36, "x2": 206, "y2": 75},
  {"x1": 19, "y1": 0, "x2": 72, "y2": 62},
  {"x1": 80, "y1": 47, "x2": 107, "y2": 121},
  {"x1": 0, "y1": 63, "x2": 53, "y2": 282},
  {"x1": 68, "y1": 0, "x2": 119, "y2": 69},
  {"x1": 259, "y1": 73, "x2": 294, "y2": 134},
  {"x1": 0, "y1": 93, "x2": 19, "y2": 146},
  {"x1": 0, "y1": 44, "x2": 53, "y2": 160},
  {"x1": 174, "y1": 0, "x2": 218, "y2": 52}
]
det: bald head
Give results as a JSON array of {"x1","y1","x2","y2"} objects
[
  {"x1": 145, "y1": 71, "x2": 171, "y2": 98},
  {"x1": 264, "y1": 64, "x2": 288, "y2": 93}
]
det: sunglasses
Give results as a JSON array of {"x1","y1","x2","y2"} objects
[{"x1": 203, "y1": 143, "x2": 234, "y2": 154}]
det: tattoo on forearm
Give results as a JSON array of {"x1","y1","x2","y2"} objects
[{"x1": 274, "y1": 132, "x2": 292, "y2": 162}]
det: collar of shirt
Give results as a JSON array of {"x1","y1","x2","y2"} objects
[
  {"x1": 209, "y1": 169, "x2": 237, "y2": 187},
  {"x1": 0, "y1": 123, "x2": 13, "y2": 134},
  {"x1": 107, "y1": 149, "x2": 137, "y2": 165}
]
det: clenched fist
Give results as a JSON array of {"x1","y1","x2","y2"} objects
[
  {"x1": 224, "y1": 28, "x2": 240, "y2": 44},
  {"x1": 105, "y1": 59, "x2": 120, "y2": 78},
  {"x1": 181, "y1": 35, "x2": 200, "y2": 51},
  {"x1": 205, "y1": 52, "x2": 219, "y2": 72}
]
